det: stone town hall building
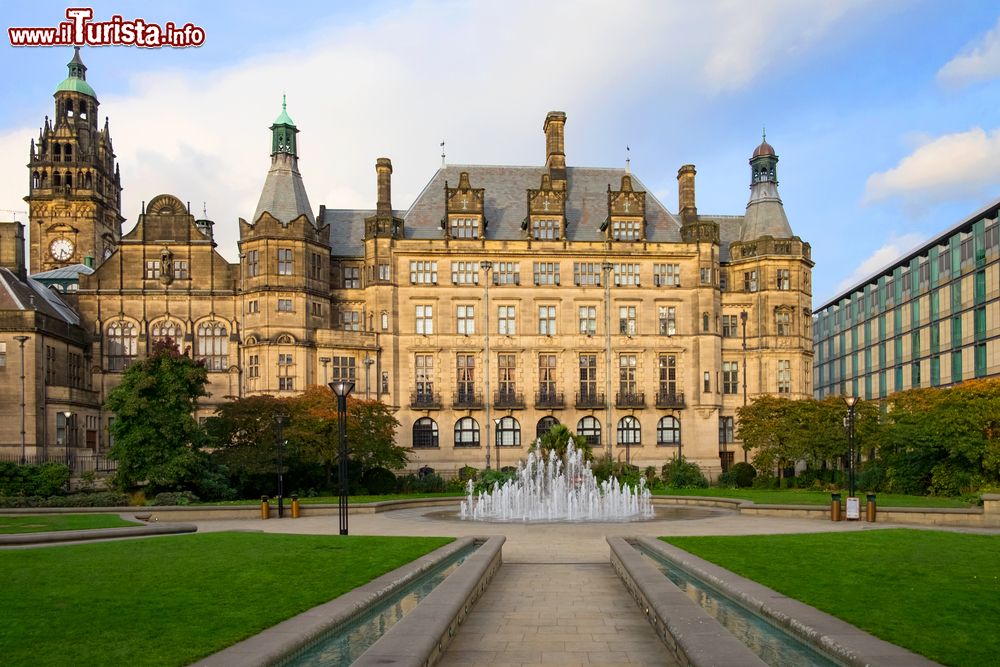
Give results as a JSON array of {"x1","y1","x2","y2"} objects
[{"x1": 0, "y1": 51, "x2": 813, "y2": 476}]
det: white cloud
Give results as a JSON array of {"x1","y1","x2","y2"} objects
[
  {"x1": 937, "y1": 16, "x2": 1000, "y2": 89},
  {"x1": 0, "y1": 1, "x2": 879, "y2": 262},
  {"x1": 863, "y1": 127, "x2": 1000, "y2": 205},
  {"x1": 829, "y1": 232, "x2": 925, "y2": 298}
]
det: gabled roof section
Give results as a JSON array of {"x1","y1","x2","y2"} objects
[
  {"x1": 0, "y1": 268, "x2": 81, "y2": 325},
  {"x1": 32, "y1": 263, "x2": 95, "y2": 281}
]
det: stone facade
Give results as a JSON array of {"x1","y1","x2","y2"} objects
[{"x1": 0, "y1": 51, "x2": 813, "y2": 477}]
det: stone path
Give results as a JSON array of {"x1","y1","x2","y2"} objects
[{"x1": 437, "y1": 561, "x2": 677, "y2": 666}]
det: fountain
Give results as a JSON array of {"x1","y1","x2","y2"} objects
[{"x1": 460, "y1": 441, "x2": 654, "y2": 522}]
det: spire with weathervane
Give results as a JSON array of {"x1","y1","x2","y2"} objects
[{"x1": 252, "y1": 96, "x2": 315, "y2": 226}]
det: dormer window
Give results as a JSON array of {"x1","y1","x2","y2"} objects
[
  {"x1": 532, "y1": 218, "x2": 559, "y2": 240},
  {"x1": 450, "y1": 217, "x2": 479, "y2": 239},
  {"x1": 611, "y1": 219, "x2": 641, "y2": 241}
]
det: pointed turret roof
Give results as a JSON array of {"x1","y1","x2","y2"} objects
[
  {"x1": 55, "y1": 47, "x2": 96, "y2": 98},
  {"x1": 252, "y1": 98, "x2": 314, "y2": 226},
  {"x1": 742, "y1": 135, "x2": 793, "y2": 241}
]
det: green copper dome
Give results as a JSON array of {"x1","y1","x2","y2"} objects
[
  {"x1": 55, "y1": 76, "x2": 96, "y2": 97},
  {"x1": 273, "y1": 95, "x2": 295, "y2": 127}
]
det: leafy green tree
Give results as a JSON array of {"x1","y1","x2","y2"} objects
[
  {"x1": 105, "y1": 340, "x2": 215, "y2": 494},
  {"x1": 533, "y1": 423, "x2": 591, "y2": 461}
]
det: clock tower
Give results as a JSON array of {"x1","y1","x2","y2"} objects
[{"x1": 26, "y1": 47, "x2": 123, "y2": 274}]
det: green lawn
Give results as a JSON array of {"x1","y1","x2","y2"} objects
[
  {"x1": 653, "y1": 487, "x2": 972, "y2": 508},
  {"x1": 0, "y1": 532, "x2": 452, "y2": 666},
  {"x1": 0, "y1": 514, "x2": 140, "y2": 534},
  {"x1": 661, "y1": 530, "x2": 1000, "y2": 666}
]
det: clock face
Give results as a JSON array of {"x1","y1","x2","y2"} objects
[{"x1": 49, "y1": 238, "x2": 75, "y2": 262}]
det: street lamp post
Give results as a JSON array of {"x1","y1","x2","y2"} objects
[
  {"x1": 602, "y1": 261, "x2": 614, "y2": 459},
  {"x1": 62, "y1": 410, "x2": 73, "y2": 468},
  {"x1": 494, "y1": 418, "x2": 502, "y2": 471},
  {"x1": 843, "y1": 395, "x2": 859, "y2": 498},
  {"x1": 275, "y1": 414, "x2": 287, "y2": 518},
  {"x1": 329, "y1": 381, "x2": 355, "y2": 535},
  {"x1": 14, "y1": 335, "x2": 29, "y2": 464},
  {"x1": 363, "y1": 352, "x2": 374, "y2": 400},
  {"x1": 480, "y1": 261, "x2": 493, "y2": 470},
  {"x1": 740, "y1": 310, "x2": 749, "y2": 463}
]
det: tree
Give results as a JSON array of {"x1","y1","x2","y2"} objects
[
  {"x1": 533, "y1": 423, "x2": 591, "y2": 461},
  {"x1": 105, "y1": 340, "x2": 214, "y2": 494}
]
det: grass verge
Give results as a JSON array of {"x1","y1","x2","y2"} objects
[
  {"x1": 652, "y1": 487, "x2": 971, "y2": 507},
  {"x1": 661, "y1": 529, "x2": 1000, "y2": 666},
  {"x1": 0, "y1": 532, "x2": 452, "y2": 666},
  {"x1": 0, "y1": 514, "x2": 140, "y2": 534}
]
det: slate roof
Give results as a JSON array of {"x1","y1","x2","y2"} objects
[
  {"x1": 0, "y1": 268, "x2": 81, "y2": 325},
  {"x1": 321, "y1": 165, "x2": 693, "y2": 256},
  {"x1": 741, "y1": 180, "x2": 792, "y2": 241},
  {"x1": 31, "y1": 263, "x2": 94, "y2": 281},
  {"x1": 253, "y1": 153, "x2": 316, "y2": 226}
]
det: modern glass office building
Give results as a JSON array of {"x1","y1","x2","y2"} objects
[{"x1": 814, "y1": 199, "x2": 1000, "y2": 400}]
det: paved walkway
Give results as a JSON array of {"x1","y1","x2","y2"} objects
[{"x1": 186, "y1": 504, "x2": 902, "y2": 666}]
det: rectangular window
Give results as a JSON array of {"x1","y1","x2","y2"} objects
[
  {"x1": 173, "y1": 260, "x2": 189, "y2": 279},
  {"x1": 416, "y1": 305, "x2": 433, "y2": 334},
  {"x1": 744, "y1": 270, "x2": 758, "y2": 292},
  {"x1": 457, "y1": 305, "x2": 476, "y2": 335},
  {"x1": 659, "y1": 306, "x2": 676, "y2": 336},
  {"x1": 619, "y1": 354, "x2": 637, "y2": 395},
  {"x1": 377, "y1": 263, "x2": 391, "y2": 281},
  {"x1": 579, "y1": 354, "x2": 597, "y2": 397},
  {"x1": 986, "y1": 222, "x2": 999, "y2": 251},
  {"x1": 247, "y1": 354, "x2": 259, "y2": 379},
  {"x1": 533, "y1": 261, "x2": 560, "y2": 286},
  {"x1": 931, "y1": 356, "x2": 941, "y2": 386},
  {"x1": 975, "y1": 306, "x2": 987, "y2": 340},
  {"x1": 700, "y1": 267, "x2": 713, "y2": 285},
  {"x1": 277, "y1": 248, "x2": 293, "y2": 275},
  {"x1": 532, "y1": 218, "x2": 559, "y2": 240},
  {"x1": 952, "y1": 349, "x2": 963, "y2": 382},
  {"x1": 975, "y1": 343, "x2": 987, "y2": 377},
  {"x1": 658, "y1": 355, "x2": 677, "y2": 396},
  {"x1": 722, "y1": 314, "x2": 738, "y2": 337},
  {"x1": 246, "y1": 250, "x2": 259, "y2": 278},
  {"x1": 719, "y1": 416, "x2": 734, "y2": 445},
  {"x1": 498, "y1": 305, "x2": 516, "y2": 335},
  {"x1": 409, "y1": 261, "x2": 438, "y2": 284},
  {"x1": 538, "y1": 354, "x2": 557, "y2": 397},
  {"x1": 618, "y1": 305, "x2": 637, "y2": 335},
  {"x1": 310, "y1": 302, "x2": 323, "y2": 317},
  {"x1": 343, "y1": 266, "x2": 359, "y2": 288},
  {"x1": 611, "y1": 219, "x2": 641, "y2": 241},
  {"x1": 538, "y1": 305, "x2": 557, "y2": 335},
  {"x1": 722, "y1": 361, "x2": 739, "y2": 394},
  {"x1": 912, "y1": 362, "x2": 921, "y2": 388},
  {"x1": 653, "y1": 263, "x2": 681, "y2": 287},
  {"x1": 776, "y1": 310, "x2": 791, "y2": 336},
  {"x1": 277, "y1": 354, "x2": 294, "y2": 391},
  {"x1": 450, "y1": 217, "x2": 479, "y2": 239},
  {"x1": 777, "y1": 359, "x2": 791, "y2": 394},
  {"x1": 497, "y1": 353, "x2": 517, "y2": 396},
  {"x1": 613, "y1": 263, "x2": 640, "y2": 286},
  {"x1": 578, "y1": 306, "x2": 597, "y2": 336},
  {"x1": 704, "y1": 371, "x2": 711, "y2": 393},
  {"x1": 309, "y1": 253, "x2": 323, "y2": 281},
  {"x1": 45, "y1": 345, "x2": 57, "y2": 385},
  {"x1": 341, "y1": 310, "x2": 360, "y2": 331},
  {"x1": 776, "y1": 268, "x2": 790, "y2": 290},
  {"x1": 573, "y1": 262, "x2": 601, "y2": 286},
  {"x1": 331, "y1": 356, "x2": 356, "y2": 383},
  {"x1": 415, "y1": 355, "x2": 434, "y2": 396},
  {"x1": 145, "y1": 260, "x2": 161, "y2": 279},
  {"x1": 451, "y1": 261, "x2": 479, "y2": 285},
  {"x1": 918, "y1": 260, "x2": 930, "y2": 287},
  {"x1": 938, "y1": 249, "x2": 951, "y2": 280},
  {"x1": 493, "y1": 261, "x2": 520, "y2": 285},
  {"x1": 277, "y1": 299, "x2": 293, "y2": 312},
  {"x1": 0, "y1": 341, "x2": 6, "y2": 369},
  {"x1": 456, "y1": 354, "x2": 475, "y2": 397}
]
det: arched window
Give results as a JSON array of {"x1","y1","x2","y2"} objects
[
  {"x1": 536, "y1": 416, "x2": 559, "y2": 441},
  {"x1": 454, "y1": 417, "x2": 480, "y2": 448},
  {"x1": 244, "y1": 335, "x2": 258, "y2": 345},
  {"x1": 657, "y1": 416, "x2": 681, "y2": 446},
  {"x1": 381, "y1": 311, "x2": 389, "y2": 331},
  {"x1": 53, "y1": 143, "x2": 61, "y2": 160},
  {"x1": 66, "y1": 100, "x2": 74, "y2": 116},
  {"x1": 496, "y1": 416, "x2": 520, "y2": 447},
  {"x1": 53, "y1": 172, "x2": 61, "y2": 187},
  {"x1": 85, "y1": 171, "x2": 93, "y2": 189},
  {"x1": 106, "y1": 321, "x2": 137, "y2": 372},
  {"x1": 65, "y1": 172, "x2": 72, "y2": 187},
  {"x1": 32, "y1": 172, "x2": 40, "y2": 189},
  {"x1": 413, "y1": 418, "x2": 439, "y2": 449},
  {"x1": 702, "y1": 312, "x2": 710, "y2": 332},
  {"x1": 617, "y1": 416, "x2": 641, "y2": 446},
  {"x1": 276, "y1": 334, "x2": 294, "y2": 344},
  {"x1": 576, "y1": 416, "x2": 601, "y2": 448},
  {"x1": 150, "y1": 319, "x2": 182, "y2": 345},
  {"x1": 64, "y1": 144, "x2": 72, "y2": 161},
  {"x1": 196, "y1": 321, "x2": 228, "y2": 371}
]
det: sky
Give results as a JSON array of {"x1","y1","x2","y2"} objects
[{"x1": 2, "y1": 0, "x2": 1000, "y2": 306}]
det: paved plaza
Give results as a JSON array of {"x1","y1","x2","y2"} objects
[{"x1": 187, "y1": 505, "x2": 895, "y2": 666}]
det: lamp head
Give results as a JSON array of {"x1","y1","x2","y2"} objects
[
  {"x1": 329, "y1": 381, "x2": 355, "y2": 398},
  {"x1": 843, "y1": 395, "x2": 859, "y2": 409},
  {"x1": 62, "y1": 411, "x2": 73, "y2": 419},
  {"x1": 479, "y1": 260, "x2": 493, "y2": 271},
  {"x1": 740, "y1": 310, "x2": 748, "y2": 323}
]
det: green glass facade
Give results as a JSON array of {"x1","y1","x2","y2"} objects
[{"x1": 813, "y1": 200, "x2": 1000, "y2": 399}]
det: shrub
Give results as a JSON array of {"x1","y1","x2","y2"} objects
[
  {"x1": 752, "y1": 473, "x2": 778, "y2": 489},
  {"x1": 661, "y1": 457, "x2": 709, "y2": 489},
  {"x1": 412, "y1": 473, "x2": 446, "y2": 493},
  {"x1": 857, "y1": 461, "x2": 885, "y2": 493},
  {"x1": 591, "y1": 456, "x2": 614, "y2": 483},
  {"x1": 0, "y1": 462, "x2": 71, "y2": 497},
  {"x1": 458, "y1": 466, "x2": 478, "y2": 481},
  {"x1": 0, "y1": 492, "x2": 129, "y2": 508},
  {"x1": 644, "y1": 466, "x2": 659, "y2": 486},
  {"x1": 360, "y1": 467, "x2": 398, "y2": 495},
  {"x1": 719, "y1": 462, "x2": 757, "y2": 488},
  {"x1": 473, "y1": 468, "x2": 516, "y2": 494},
  {"x1": 151, "y1": 491, "x2": 200, "y2": 506}
]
